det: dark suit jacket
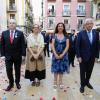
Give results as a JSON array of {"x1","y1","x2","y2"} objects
[
  {"x1": 76, "y1": 29, "x2": 99, "y2": 62},
  {"x1": 1, "y1": 30, "x2": 26, "y2": 57},
  {"x1": 68, "y1": 34, "x2": 77, "y2": 52}
]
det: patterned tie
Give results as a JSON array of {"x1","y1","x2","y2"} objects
[{"x1": 10, "y1": 31, "x2": 13, "y2": 44}]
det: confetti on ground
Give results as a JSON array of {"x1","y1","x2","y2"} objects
[
  {"x1": 31, "y1": 94, "x2": 34, "y2": 96},
  {"x1": 39, "y1": 96, "x2": 43, "y2": 100},
  {"x1": 52, "y1": 97, "x2": 56, "y2": 100},
  {"x1": 64, "y1": 89, "x2": 67, "y2": 92},
  {"x1": 75, "y1": 81, "x2": 77, "y2": 83},
  {"x1": 67, "y1": 86, "x2": 70, "y2": 89}
]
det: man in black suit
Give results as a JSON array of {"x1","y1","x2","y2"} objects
[
  {"x1": 1, "y1": 19, "x2": 26, "y2": 91},
  {"x1": 68, "y1": 29, "x2": 77, "y2": 67},
  {"x1": 76, "y1": 18, "x2": 99, "y2": 93}
]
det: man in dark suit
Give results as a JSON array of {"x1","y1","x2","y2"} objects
[
  {"x1": 68, "y1": 29, "x2": 77, "y2": 67},
  {"x1": 1, "y1": 19, "x2": 26, "y2": 91},
  {"x1": 41, "y1": 31, "x2": 50, "y2": 57},
  {"x1": 76, "y1": 18, "x2": 99, "y2": 93}
]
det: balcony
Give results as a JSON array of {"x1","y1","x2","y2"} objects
[
  {"x1": 63, "y1": 0, "x2": 71, "y2": 2},
  {"x1": 77, "y1": 0, "x2": 86, "y2": 2},
  {"x1": 96, "y1": 12, "x2": 100, "y2": 20},
  {"x1": 7, "y1": 5, "x2": 17, "y2": 12},
  {"x1": 62, "y1": 11, "x2": 71, "y2": 17},
  {"x1": 47, "y1": 11, "x2": 56, "y2": 17},
  {"x1": 77, "y1": 10, "x2": 86, "y2": 16}
]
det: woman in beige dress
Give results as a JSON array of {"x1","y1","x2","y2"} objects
[{"x1": 25, "y1": 24, "x2": 45, "y2": 86}]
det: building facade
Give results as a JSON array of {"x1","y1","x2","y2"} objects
[
  {"x1": 92, "y1": 0, "x2": 100, "y2": 28},
  {"x1": 0, "y1": 0, "x2": 7, "y2": 33},
  {"x1": 0, "y1": 0, "x2": 33, "y2": 34},
  {"x1": 44, "y1": 0, "x2": 91, "y2": 32}
]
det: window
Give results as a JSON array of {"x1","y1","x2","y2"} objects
[
  {"x1": 96, "y1": 3, "x2": 100, "y2": 20},
  {"x1": 77, "y1": 4, "x2": 85, "y2": 16},
  {"x1": 48, "y1": 5, "x2": 55, "y2": 13},
  {"x1": 10, "y1": 14, "x2": 15, "y2": 19},
  {"x1": 78, "y1": 5, "x2": 85, "y2": 12},
  {"x1": 63, "y1": 5, "x2": 70, "y2": 12},
  {"x1": 77, "y1": 19, "x2": 84, "y2": 30},
  {"x1": 78, "y1": 19, "x2": 83, "y2": 25},
  {"x1": 63, "y1": 5, "x2": 71, "y2": 16},
  {"x1": 64, "y1": 19, "x2": 68, "y2": 24},
  {"x1": 64, "y1": 19, "x2": 70, "y2": 30},
  {"x1": 48, "y1": 18, "x2": 55, "y2": 29},
  {"x1": 48, "y1": 4, "x2": 55, "y2": 16},
  {"x1": 9, "y1": 0, "x2": 16, "y2": 10}
]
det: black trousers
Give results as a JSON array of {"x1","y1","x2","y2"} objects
[
  {"x1": 5, "y1": 56, "x2": 22, "y2": 85},
  {"x1": 68, "y1": 49, "x2": 76, "y2": 66},
  {"x1": 80, "y1": 58, "x2": 95, "y2": 87},
  {"x1": 44, "y1": 44, "x2": 50, "y2": 57}
]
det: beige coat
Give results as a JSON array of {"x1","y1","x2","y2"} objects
[{"x1": 26, "y1": 33, "x2": 45, "y2": 71}]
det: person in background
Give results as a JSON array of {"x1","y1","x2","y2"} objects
[
  {"x1": 44, "y1": 32, "x2": 50, "y2": 57},
  {"x1": 68, "y1": 29, "x2": 77, "y2": 67},
  {"x1": 76, "y1": 18, "x2": 99, "y2": 93},
  {"x1": 51, "y1": 22, "x2": 69, "y2": 89},
  {"x1": 1, "y1": 19, "x2": 26, "y2": 91},
  {"x1": 25, "y1": 24, "x2": 45, "y2": 87}
]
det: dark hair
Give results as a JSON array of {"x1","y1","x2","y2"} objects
[{"x1": 54, "y1": 22, "x2": 68, "y2": 37}]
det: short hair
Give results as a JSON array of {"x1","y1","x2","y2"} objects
[
  {"x1": 84, "y1": 18, "x2": 94, "y2": 24},
  {"x1": 9, "y1": 19, "x2": 16, "y2": 24}
]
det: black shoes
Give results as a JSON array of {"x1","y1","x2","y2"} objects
[
  {"x1": 86, "y1": 83, "x2": 93, "y2": 89},
  {"x1": 80, "y1": 83, "x2": 93, "y2": 93},
  {"x1": 31, "y1": 81, "x2": 35, "y2": 86},
  {"x1": 80, "y1": 86, "x2": 84, "y2": 93},
  {"x1": 5, "y1": 85, "x2": 14, "y2": 91},
  {"x1": 72, "y1": 64, "x2": 75, "y2": 67},
  {"x1": 16, "y1": 84, "x2": 21, "y2": 89}
]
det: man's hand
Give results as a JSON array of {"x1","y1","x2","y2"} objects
[
  {"x1": 0, "y1": 56, "x2": 5, "y2": 60},
  {"x1": 77, "y1": 57, "x2": 82, "y2": 63},
  {"x1": 95, "y1": 58, "x2": 98, "y2": 63}
]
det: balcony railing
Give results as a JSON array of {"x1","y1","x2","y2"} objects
[
  {"x1": 7, "y1": 5, "x2": 17, "y2": 12},
  {"x1": 48, "y1": 11, "x2": 56, "y2": 17},
  {"x1": 77, "y1": 10, "x2": 86, "y2": 16},
  {"x1": 62, "y1": 11, "x2": 71, "y2": 17},
  {"x1": 96, "y1": 12, "x2": 100, "y2": 20}
]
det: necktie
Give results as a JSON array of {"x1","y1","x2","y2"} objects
[
  {"x1": 10, "y1": 31, "x2": 13, "y2": 44},
  {"x1": 87, "y1": 31, "x2": 92, "y2": 44}
]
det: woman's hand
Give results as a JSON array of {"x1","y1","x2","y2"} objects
[
  {"x1": 59, "y1": 54, "x2": 64, "y2": 59},
  {"x1": 55, "y1": 54, "x2": 60, "y2": 59},
  {"x1": 32, "y1": 54, "x2": 38, "y2": 60}
]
